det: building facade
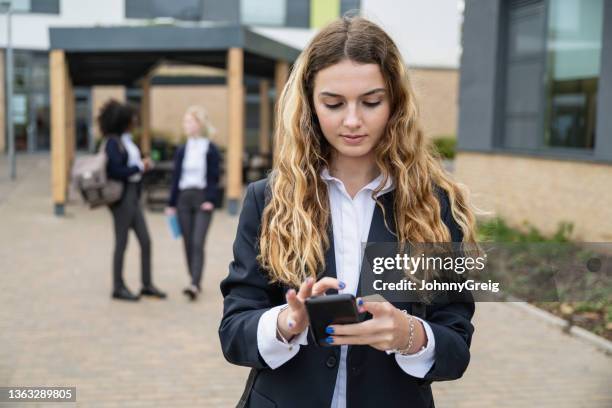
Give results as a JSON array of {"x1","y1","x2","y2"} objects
[
  {"x1": 1, "y1": 0, "x2": 463, "y2": 155},
  {"x1": 456, "y1": 0, "x2": 612, "y2": 240}
]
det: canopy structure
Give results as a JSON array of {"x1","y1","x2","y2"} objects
[{"x1": 49, "y1": 24, "x2": 300, "y2": 215}]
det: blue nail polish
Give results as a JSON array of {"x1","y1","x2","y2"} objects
[
  {"x1": 357, "y1": 298, "x2": 364, "y2": 306},
  {"x1": 325, "y1": 326, "x2": 334, "y2": 334},
  {"x1": 339, "y1": 281, "x2": 346, "y2": 289},
  {"x1": 325, "y1": 336, "x2": 334, "y2": 344}
]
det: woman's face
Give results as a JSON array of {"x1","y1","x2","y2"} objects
[
  {"x1": 183, "y1": 113, "x2": 202, "y2": 137},
  {"x1": 312, "y1": 59, "x2": 390, "y2": 162}
]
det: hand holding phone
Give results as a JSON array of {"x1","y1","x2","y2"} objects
[{"x1": 305, "y1": 294, "x2": 360, "y2": 346}]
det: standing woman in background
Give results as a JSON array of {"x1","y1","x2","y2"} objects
[
  {"x1": 166, "y1": 106, "x2": 221, "y2": 301},
  {"x1": 101, "y1": 99, "x2": 167, "y2": 301}
]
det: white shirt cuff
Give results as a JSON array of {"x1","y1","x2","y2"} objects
[
  {"x1": 386, "y1": 317, "x2": 436, "y2": 378},
  {"x1": 257, "y1": 304, "x2": 309, "y2": 369}
]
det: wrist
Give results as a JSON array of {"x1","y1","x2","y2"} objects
[
  {"x1": 276, "y1": 307, "x2": 296, "y2": 342},
  {"x1": 395, "y1": 311, "x2": 426, "y2": 355}
]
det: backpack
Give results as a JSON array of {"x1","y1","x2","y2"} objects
[{"x1": 71, "y1": 139, "x2": 124, "y2": 208}]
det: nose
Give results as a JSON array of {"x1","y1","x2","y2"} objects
[{"x1": 342, "y1": 103, "x2": 362, "y2": 130}]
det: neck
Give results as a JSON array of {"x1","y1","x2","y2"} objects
[{"x1": 329, "y1": 153, "x2": 379, "y2": 197}]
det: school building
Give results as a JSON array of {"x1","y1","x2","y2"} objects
[
  {"x1": 456, "y1": 0, "x2": 612, "y2": 241},
  {"x1": 0, "y1": 0, "x2": 464, "y2": 214}
]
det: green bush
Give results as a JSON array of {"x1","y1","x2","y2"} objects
[
  {"x1": 432, "y1": 136, "x2": 456, "y2": 159},
  {"x1": 477, "y1": 217, "x2": 573, "y2": 243}
]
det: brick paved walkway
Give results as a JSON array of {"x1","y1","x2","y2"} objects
[{"x1": 0, "y1": 156, "x2": 610, "y2": 407}]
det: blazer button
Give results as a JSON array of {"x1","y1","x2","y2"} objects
[{"x1": 326, "y1": 355, "x2": 337, "y2": 368}]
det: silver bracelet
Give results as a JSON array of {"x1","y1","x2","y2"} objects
[
  {"x1": 276, "y1": 305, "x2": 295, "y2": 344},
  {"x1": 393, "y1": 309, "x2": 416, "y2": 356}
]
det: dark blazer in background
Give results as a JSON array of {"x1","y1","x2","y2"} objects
[
  {"x1": 104, "y1": 136, "x2": 143, "y2": 201},
  {"x1": 105, "y1": 136, "x2": 141, "y2": 181},
  {"x1": 168, "y1": 142, "x2": 221, "y2": 207},
  {"x1": 219, "y1": 178, "x2": 475, "y2": 408}
]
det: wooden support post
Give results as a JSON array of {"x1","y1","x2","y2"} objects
[
  {"x1": 258, "y1": 79, "x2": 271, "y2": 156},
  {"x1": 50, "y1": 50, "x2": 69, "y2": 216},
  {"x1": 0, "y1": 50, "x2": 5, "y2": 153},
  {"x1": 140, "y1": 77, "x2": 151, "y2": 156},
  {"x1": 66, "y1": 73, "x2": 75, "y2": 167},
  {"x1": 273, "y1": 61, "x2": 289, "y2": 164},
  {"x1": 226, "y1": 48, "x2": 244, "y2": 215}
]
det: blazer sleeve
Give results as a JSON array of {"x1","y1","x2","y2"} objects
[
  {"x1": 204, "y1": 142, "x2": 221, "y2": 205},
  {"x1": 168, "y1": 146, "x2": 184, "y2": 207},
  {"x1": 218, "y1": 182, "x2": 277, "y2": 370},
  {"x1": 421, "y1": 188, "x2": 475, "y2": 382},
  {"x1": 105, "y1": 138, "x2": 140, "y2": 181}
]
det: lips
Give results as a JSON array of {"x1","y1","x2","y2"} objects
[{"x1": 340, "y1": 134, "x2": 367, "y2": 145}]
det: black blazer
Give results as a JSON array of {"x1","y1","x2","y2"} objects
[
  {"x1": 105, "y1": 136, "x2": 141, "y2": 182},
  {"x1": 219, "y1": 178, "x2": 475, "y2": 408},
  {"x1": 168, "y1": 141, "x2": 221, "y2": 207}
]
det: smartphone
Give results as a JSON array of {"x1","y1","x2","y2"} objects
[{"x1": 305, "y1": 294, "x2": 360, "y2": 346}]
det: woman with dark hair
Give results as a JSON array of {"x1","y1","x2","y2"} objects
[
  {"x1": 99, "y1": 99, "x2": 166, "y2": 301},
  {"x1": 219, "y1": 16, "x2": 476, "y2": 407}
]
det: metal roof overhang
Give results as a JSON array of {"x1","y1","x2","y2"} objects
[{"x1": 49, "y1": 24, "x2": 301, "y2": 86}]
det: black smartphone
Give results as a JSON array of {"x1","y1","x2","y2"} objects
[{"x1": 305, "y1": 294, "x2": 360, "y2": 346}]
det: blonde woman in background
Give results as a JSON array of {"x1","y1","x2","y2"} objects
[
  {"x1": 219, "y1": 16, "x2": 477, "y2": 408},
  {"x1": 166, "y1": 106, "x2": 220, "y2": 301}
]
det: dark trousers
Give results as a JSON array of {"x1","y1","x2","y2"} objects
[
  {"x1": 109, "y1": 182, "x2": 152, "y2": 290},
  {"x1": 177, "y1": 189, "x2": 213, "y2": 289}
]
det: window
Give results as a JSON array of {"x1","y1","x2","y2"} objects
[
  {"x1": 10, "y1": 51, "x2": 51, "y2": 151},
  {"x1": 9, "y1": 0, "x2": 60, "y2": 14},
  {"x1": 501, "y1": 0, "x2": 604, "y2": 151},
  {"x1": 543, "y1": 0, "x2": 604, "y2": 149},
  {"x1": 501, "y1": 0, "x2": 547, "y2": 150},
  {"x1": 241, "y1": 0, "x2": 286, "y2": 26},
  {"x1": 126, "y1": 0, "x2": 205, "y2": 21}
]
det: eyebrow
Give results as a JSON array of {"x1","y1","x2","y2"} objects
[{"x1": 318, "y1": 88, "x2": 386, "y2": 98}]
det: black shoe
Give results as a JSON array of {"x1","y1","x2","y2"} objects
[
  {"x1": 112, "y1": 286, "x2": 140, "y2": 301},
  {"x1": 140, "y1": 285, "x2": 167, "y2": 299},
  {"x1": 182, "y1": 284, "x2": 200, "y2": 301}
]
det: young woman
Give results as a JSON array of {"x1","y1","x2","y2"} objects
[
  {"x1": 219, "y1": 16, "x2": 477, "y2": 408},
  {"x1": 166, "y1": 106, "x2": 220, "y2": 301},
  {"x1": 100, "y1": 99, "x2": 166, "y2": 301}
]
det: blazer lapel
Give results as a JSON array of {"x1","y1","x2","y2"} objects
[
  {"x1": 356, "y1": 190, "x2": 396, "y2": 297},
  {"x1": 366, "y1": 191, "x2": 396, "y2": 244},
  {"x1": 322, "y1": 223, "x2": 337, "y2": 280},
  {"x1": 349, "y1": 190, "x2": 397, "y2": 361}
]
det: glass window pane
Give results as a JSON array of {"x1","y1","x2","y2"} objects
[
  {"x1": 10, "y1": 0, "x2": 31, "y2": 12},
  {"x1": 125, "y1": 0, "x2": 204, "y2": 21},
  {"x1": 152, "y1": 0, "x2": 203, "y2": 21},
  {"x1": 241, "y1": 0, "x2": 286, "y2": 26},
  {"x1": 501, "y1": 0, "x2": 547, "y2": 149},
  {"x1": 31, "y1": 0, "x2": 59, "y2": 14},
  {"x1": 544, "y1": 0, "x2": 603, "y2": 149}
]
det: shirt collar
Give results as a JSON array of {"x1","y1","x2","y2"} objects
[{"x1": 320, "y1": 167, "x2": 395, "y2": 198}]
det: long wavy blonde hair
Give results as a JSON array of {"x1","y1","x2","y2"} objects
[{"x1": 258, "y1": 16, "x2": 477, "y2": 287}]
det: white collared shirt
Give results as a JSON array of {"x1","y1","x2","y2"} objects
[
  {"x1": 120, "y1": 133, "x2": 144, "y2": 182},
  {"x1": 179, "y1": 137, "x2": 210, "y2": 190},
  {"x1": 256, "y1": 169, "x2": 436, "y2": 407}
]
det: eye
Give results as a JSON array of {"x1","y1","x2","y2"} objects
[
  {"x1": 324, "y1": 102, "x2": 343, "y2": 110},
  {"x1": 363, "y1": 101, "x2": 382, "y2": 108}
]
